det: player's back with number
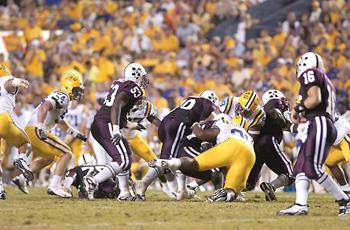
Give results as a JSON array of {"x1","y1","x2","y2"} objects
[
  {"x1": 167, "y1": 96, "x2": 215, "y2": 125},
  {"x1": 298, "y1": 68, "x2": 336, "y2": 120},
  {"x1": 95, "y1": 79, "x2": 142, "y2": 128}
]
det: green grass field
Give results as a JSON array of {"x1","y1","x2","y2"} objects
[{"x1": 1, "y1": 187, "x2": 350, "y2": 230}]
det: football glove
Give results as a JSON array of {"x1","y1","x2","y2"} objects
[
  {"x1": 111, "y1": 125, "x2": 122, "y2": 145},
  {"x1": 68, "y1": 127, "x2": 87, "y2": 142},
  {"x1": 37, "y1": 128, "x2": 48, "y2": 140},
  {"x1": 12, "y1": 78, "x2": 30, "y2": 88},
  {"x1": 294, "y1": 104, "x2": 305, "y2": 113}
]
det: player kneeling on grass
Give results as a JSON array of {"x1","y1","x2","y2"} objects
[
  {"x1": 12, "y1": 71, "x2": 87, "y2": 198},
  {"x1": 150, "y1": 114, "x2": 255, "y2": 202}
]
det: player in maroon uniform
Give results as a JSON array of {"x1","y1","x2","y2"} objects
[
  {"x1": 83, "y1": 63, "x2": 148, "y2": 200},
  {"x1": 246, "y1": 90, "x2": 294, "y2": 201},
  {"x1": 278, "y1": 52, "x2": 350, "y2": 216},
  {"x1": 135, "y1": 90, "x2": 219, "y2": 200}
]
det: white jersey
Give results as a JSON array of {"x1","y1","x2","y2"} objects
[
  {"x1": 219, "y1": 96, "x2": 265, "y2": 129},
  {"x1": 213, "y1": 118, "x2": 253, "y2": 146},
  {"x1": 122, "y1": 100, "x2": 156, "y2": 139},
  {"x1": 27, "y1": 91, "x2": 70, "y2": 130},
  {"x1": 0, "y1": 76, "x2": 17, "y2": 114},
  {"x1": 334, "y1": 114, "x2": 350, "y2": 145}
]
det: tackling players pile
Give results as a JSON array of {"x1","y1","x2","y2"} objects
[{"x1": 1, "y1": 51, "x2": 350, "y2": 217}]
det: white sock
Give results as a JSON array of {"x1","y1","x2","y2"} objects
[
  {"x1": 340, "y1": 184, "x2": 350, "y2": 192},
  {"x1": 187, "y1": 180, "x2": 199, "y2": 190},
  {"x1": 317, "y1": 173, "x2": 349, "y2": 201},
  {"x1": 140, "y1": 168, "x2": 158, "y2": 189},
  {"x1": 18, "y1": 153, "x2": 28, "y2": 163},
  {"x1": 165, "y1": 173, "x2": 178, "y2": 192},
  {"x1": 0, "y1": 177, "x2": 3, "y2": 192},
  {"x1": 50, "y1": 175, "x2": 62, "y2": 187},
  {"x1": 168, "y1": 158, "x2": 181, "y2": 170},
  {"x1": 295, "y1": 173, "x2": 310, "y2": 206},
  {"x1": 118, "y1": 171, "x2": 130, "y2": 195},
  {"x1": 63, "y1": 176, "x2": 74, "y2": 189},
  {"x1": 94, "y1": 162, "x2": 122, "y2": 184},
  {"x1": 176, "y1": 171, "x2": 187, "y2": 192}
]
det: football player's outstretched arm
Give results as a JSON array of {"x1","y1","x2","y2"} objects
[
  {"x1": 37, "y1": 101, "x2": 53, "y2": 124},
  {"x1": 192, "y1": 123, "x2": 219, "y2": 142},
  {"x1": 3, "y1": 78, "x2": 29, "y2": 94},
  {"x1": 58, "y1": 120, "x2": 87, "y2": 142},
  {"x1": 148, "y1": 115, "x2": 161, "y2": 127}
]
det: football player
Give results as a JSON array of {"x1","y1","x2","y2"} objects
[
  {"x1": 12, "y1": 70, "x2": 86, "y2": 198},
  {"x1": 83, "y1": 63, "x2": 147, "y2": 200},
  {"x1": 220, "y1": 90, "x2": 265, "y2": 140},
  {"x1": 117, "y1": 97, "x2": 162, "y2": 200},
  {"x1": 246, "y1": 90, "x2": 294, "y2": 201},
  {"x1": 149, "y1": 113, "x2": 255, "y2": 202},
  {"x1": 134, "y1": 90, "x2": 219, "y2": 200},
  {"x1": 278, "y1": 52, "x2": 350, "y2": 216},
  {"x1": 0, "y1": 65, "x2": 32, "y2": 199}
]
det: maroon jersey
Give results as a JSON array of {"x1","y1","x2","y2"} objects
[
  {"x1": 298, "y1": 68, "x2": 336, "y2": 120},
  {"x1": 167, "y1": 97, "x2": 216, "y2": 125},
  {"x1": 95, "y1": 80, "x2": 143, "y2": 128},
  {"x1": 261, "y1": 98, "x2": 290, "y2": 143}
]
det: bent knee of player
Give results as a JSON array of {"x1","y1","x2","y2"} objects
[{"x1": 304, "y1": 165, "x2": 322, "y2": 180}]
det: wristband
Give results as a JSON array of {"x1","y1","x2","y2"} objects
[{"x1": 113, "y1": 125, "x2": 120, "y2": 134}]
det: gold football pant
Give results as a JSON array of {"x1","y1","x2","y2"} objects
[
  {"x1": 194, "y1": 138, "x2": 255, "y2": 193},
  {"x1": 325, "y1": 134, "x2": 350, "y2": 166},
  {"x1": 69, "y1": 139, "x2": 83, "y2": 164},
  {"x1": 128, "y1": 134, "x2": 157, "y2": 162},
  {"x1": 0, "y1": 112, "x2": 29, "y2": 148},
  {"x1": 25, "y1": 126, "x2": 71, "y2": 161}
]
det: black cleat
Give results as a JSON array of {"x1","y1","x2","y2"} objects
[
  {"x1": 338, "y1": 199, "x2": 350, "y2": 216},
  {"x1": 13, "y1": 158, "x2": 33, "y2": 182},
  {"x1": 0, "y1": 191, "x2": 6, "y2": 200},
  {"x1": 260, "y1": 182, "x2": 277, "y2": 201}
]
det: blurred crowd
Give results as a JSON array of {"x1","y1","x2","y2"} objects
[{"x1": 0, "y1": 0, "x2": 349, "y2": 131}]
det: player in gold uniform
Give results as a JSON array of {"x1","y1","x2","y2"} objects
[
  {"x1": 150, "y1": 114, "x2": 255, "y2": 202},
  {"x1": 12, "y1": 71, "x2": 86, "y2": 198},
  {"x1": 220, "y1": 90, "x2": 265, "y2": 139},
  {"x1": 0, "y1": 65, "x2": 32, "y2": 199}
]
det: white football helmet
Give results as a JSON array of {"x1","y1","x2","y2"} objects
[
  {"x1": 296, "y1": 52, "x2": 324, "y2": 78},
  {"x1": 124, "y1": 63, "x2": 148, "y2": 87},
  {"x1": 262, "y1": 90, "x2": 285, "y2": 105},
  {"x1": 199, "y1": 90, "x2": 219, "y2": 107}
]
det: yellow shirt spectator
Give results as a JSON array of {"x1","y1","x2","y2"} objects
[
  {"x1": 25, "y1": 48, "x2": 46, "y2": 78},
  {"x1": 24, "y1": 24, "x2": 42, "y2": 42},
  {"x1": 153, "y1": 60, "x2": 178, "y2": 75},
  {"x1": 97, "y1": 57, "x2": 115, "y2": 83}
]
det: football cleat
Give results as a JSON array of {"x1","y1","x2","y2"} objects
[
  {"x1": 260, "y1": 182, "x2": 277, "y2": 201},
  {"x1": 0, "y1": 191, "x2": 6, "y2": 200},
  {"x1": 135, "y1": 194, "x2": 146, "y2": 201},
  {"x1": 13, "y1": 158, "x2": 33, "y2": 182},
  {"x1": 12, "y1": 176, "x2": 29, "y2": 194},
  {"x1": 207, "y1": 188, "x2": 236, "y2": 203},
  {"x1": 277, "y1": 203, "x2": 308, "y2": 216},
  {"x1": 338, "y1": 199, "x2": 350, "y2": 216},
  {"x1": 117, "y1": 193, "x2": 136, "y2": 201},
  {"x1": 235, "y1": 192, "x2": 246, "y2": 202},
  {"x1": 47, "y1": 186, "x2": 72, "y2": 198},
  {"x1": 83, "y1": 176, "x2": 98, "y2": 200},
  {"x1": 134, "y1": 181, "x2": 146, "y2": 201}
]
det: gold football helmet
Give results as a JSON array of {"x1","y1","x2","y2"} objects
[
  {"x1": 61, "y1": 69, "x2": 84, "y2": 100},
  {"x1": 237, "y1": 90, "x2": 260, "y2": 117},
  {"x1": 0, "y1": 65, "x2": 11, "y2": 77}
]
